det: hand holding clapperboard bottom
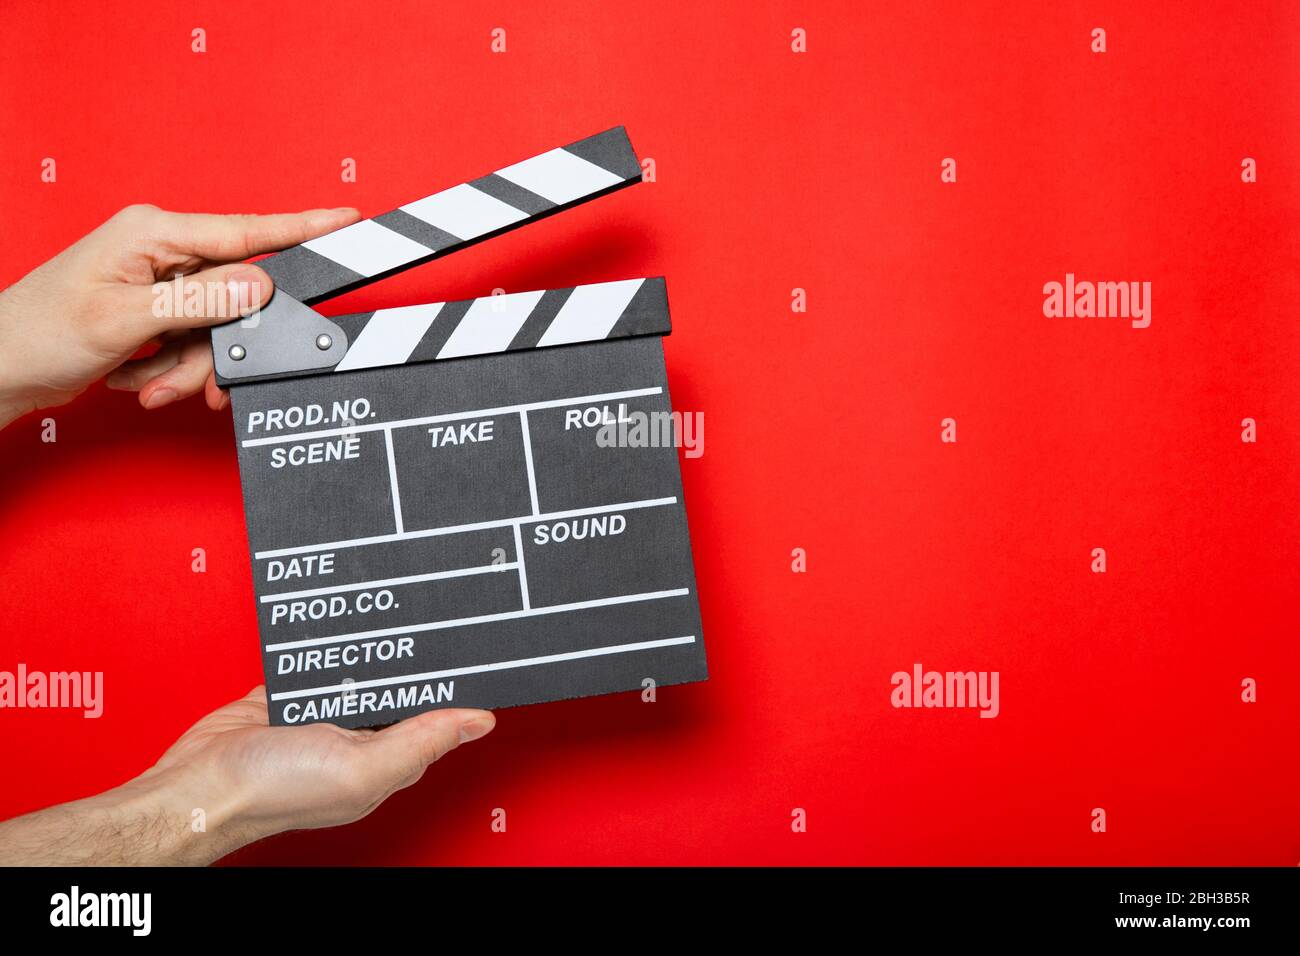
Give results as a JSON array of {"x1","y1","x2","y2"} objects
[{"x1": 214, "y1": 127, "x2": 708, "y2": 729}]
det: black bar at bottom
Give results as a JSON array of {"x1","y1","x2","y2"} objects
[{"x1": 0, "y1": 867, "x2": 1289, "y2": 942}]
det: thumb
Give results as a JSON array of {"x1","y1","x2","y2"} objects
[
  {"x1": 116, "y1": 261, "x2": 275, "y2": 340},
  {"x1": 367, "y1": 708, "x2": 496, "y2": 788}
]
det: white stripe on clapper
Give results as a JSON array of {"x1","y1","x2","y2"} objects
[
  {"x1": 495, "y1": 148, "x2": 625, "y2": 205},
  {"x1": 436, "y1": 290, "x2": 545, "y2": 359},
  {"x1": 335, "y1": 303, "x2": 443, "y2": 372},
  {"x1": 400, "y1": 182, "x2": 528, "y2": 241},
  {"x1": 537, "y1": 278, "x2": 644, "y2": 347},
  {"x1": 301, "y1": 219, "x2": 430, "y2": 277}
]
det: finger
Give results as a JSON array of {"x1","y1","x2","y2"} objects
[
  {"x1": 154, "y1": 207, "x2": 361, "y2": 264},
  {"x1": 367, "y1": 708, "x2": 496, "y2": 786},
  {"x1": 106, "y1": 342, "x2": 182, "y2": 391},
  {"x1": 133, "y1": 335, "x2": 216, "y2": 410},
  {"x1": 115, "y1": 261, "x2": 274, "y2": 339},
  {"x1": 204, "y1": 370, "x2": 229, "y2": 412}
]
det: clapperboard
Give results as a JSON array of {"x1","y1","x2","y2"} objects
[{"x1": 211, "y1": 128, "x2": 706, "y2": 728}]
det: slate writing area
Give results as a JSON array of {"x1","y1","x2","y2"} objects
[{"x1": 230, "y1": 338, "x2": 707, "y2": 727}]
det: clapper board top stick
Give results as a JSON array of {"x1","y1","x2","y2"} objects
[{"x1": 211, "y1": 127, "x2": 707, "y2": 728}]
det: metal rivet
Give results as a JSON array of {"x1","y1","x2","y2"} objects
[
  {"x1": 315, "y1": 334, "x2": 333, "y2": 351},
  {"x1": 228, "y1": 344, "x2": 246, "y2": 361}
]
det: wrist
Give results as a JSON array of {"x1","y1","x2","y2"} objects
[
  {"x1": 106, "y1": 764, "x2": 257, "y2": 866},
  {"x1": 0, "y1": 347, "x2": 37, "y2": 430},
  {"x1": 0, "y1": 393, "x2": 34, "y2": 430},
  {"x1": 0, "y1": 288, "x2": 48, "y2": 431},
  {"x1": 0, "y1": 763, "x2": 254, "y2": 866}
]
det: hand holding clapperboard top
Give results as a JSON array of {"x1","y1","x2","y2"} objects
[{"x1": 211, "y1": 128, "x2": 707, "y2": 729}]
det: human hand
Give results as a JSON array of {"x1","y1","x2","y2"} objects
[
  {"x1": 153, "y1": 686, "x2": 496, "y2": 862},
  {"x1": 0, "y1": 686, "x2": 495, "y2": 866},
  {"x1": 0, "y1": 204, "x2": 359, "y2": 429}
]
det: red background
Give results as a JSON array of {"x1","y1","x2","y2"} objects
[{"x1": 1, "y1": 1, "x2": 1297, "y2": 865}]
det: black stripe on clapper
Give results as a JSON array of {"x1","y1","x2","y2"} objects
[
  {"x1": 372, "y1": 209, "x2": 462, "y2": 254},
  {"x1": 405, "y1": 298, "x2": 474, "y2": 363},
  {"x1": 507, "y1": 288, "x2": 575, "y2": 349},
  {"x1": 470, "y1": 174, "x2": 555, "y2": 217},
  {"x1": 608, "y1": 277, "x2": 671, "y2": 338},
  {"x1": 258, "y1": 246, "x2": 364, "y2": 304},
  {"x1": 329, "y1": 311, "x2": 375, "y2": 348},
  {"x1": 563, "y1": 127, "x2": 643, "y2": 180}
]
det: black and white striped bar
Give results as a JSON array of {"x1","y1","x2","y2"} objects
[
  {"x1": 259, "y1": 127, "x2": 643, "y2": 305},
  {"x1": 319, "y1": 276, "x2": 669, "y2": 375}
]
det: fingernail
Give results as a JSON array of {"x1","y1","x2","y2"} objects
[
  {"x1": 458, "y1": 714, "x2": 495, "y2": 744},
  {"x1": 228, "y1": 267, "x2": 270, "y2": 316},
  {"x1": 144, "y1": 388, "x2": 177, "y2": 409}
]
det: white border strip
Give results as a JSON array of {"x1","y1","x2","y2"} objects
[
  {"x1": 241, "y1": 387, "x2": 662, "y2": 447},
  {"x1": 511, "y1": 524, "x2": 530, "y2": 611},
  {"x1": 519, "y1": 409, "x2": 540, "y2": 515},
  {"x1": 264, "y1": 587, "x2": 690, "y2": 652},
  {"x1": 383, "y1": 428, "x2": 404, "y2": 534},
  {"x1": 271, "y1": 635, "x2": 698, "y2": 701},
  {"x1": 253, "y1": 496, "x2": 677, "y2": 560},
  {"x1": 260, "y1": 563, "x2": 515, "y2": 603}
]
